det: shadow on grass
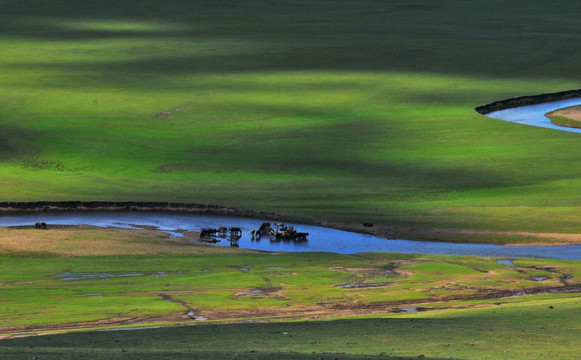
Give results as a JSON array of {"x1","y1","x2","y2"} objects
[
  {"x1": 0, "y1": 348, "x2": 453, "y2": 360},
  {"x1": 2, "y1": 0, "x2": 581, "y2": 81},
  {"x1": 1, "y1": 310, "x2": 567, "y2": 360}
]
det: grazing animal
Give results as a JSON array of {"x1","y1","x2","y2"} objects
[
  {"x1": 250, "y1": 229, "x2": 256, "y2": 239},
  {"x1": 35, "y1": 222, "x2": 47, "y2": 229},
  {"x1": 229, "y1": 227, "x2": 242, "y2": 236},
  {"x1": 218, "y1": 226, "x2": 228, "y2": 235},
  {"x1": 256, "y1": 223, "x2": 274, "y2": 239},
  {"x1": 256, "y1": 223, "x2": 266, "y2": 239},
  {"x1": 200, "y1": 228, "x2": 219, "y2": 239},
  {"x1": 259, "y1": 222, "x2": 271, "y2": 233}
]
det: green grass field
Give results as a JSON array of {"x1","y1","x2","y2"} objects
[
  {"x1": 1, "y1": 298, "x2": 580, "y2": 360},
  {"x1": 2, "y1": 249, "x2": 577, "y2": 331},
  {"x1": 2, "y1": 1, "x2": 581, "y2": 235},
  {"x1": 0, "y1": 228, "x2": 580, "y2": 359},
  {"x1": 2, "y1": 1, "x2": 581, "y2": 359}
]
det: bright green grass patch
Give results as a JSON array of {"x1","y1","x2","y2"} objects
[
  {"x1": 0, "y1": 252, "x2": 579, "y2": 331},
  {"x1": 547, "y1": 115, "x2": 581, "y2": 128}
]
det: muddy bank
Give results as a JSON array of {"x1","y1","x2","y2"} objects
[
  {"x1": 0, "y1": 201, "x2": 275, "y2": 217},
  {"x1": 475, "y1": 88, "x2": 581, "y2": 115}
]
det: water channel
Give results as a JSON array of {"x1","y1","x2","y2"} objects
[
  {"x1": 1, "y1": 212, "x2": 580, "y2": 260},
  {"x1": 486, "y1": 97, "x2": 581, "y2": 133}
]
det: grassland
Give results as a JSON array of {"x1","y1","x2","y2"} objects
[
  {"x1": 1, "y1": 298, "x2": 580, "y2": 360},
  {"x1": 2, "y1": 1, "x2": 581, "y2": 238},
  {"x1": 2, "y1": 1, "x2": 581, "y2": 358},
  {"x1": 0, "y1": 228, "x2": 579, "y2": 358}
]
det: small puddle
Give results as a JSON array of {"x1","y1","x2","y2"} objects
[
  {"x1": 265, "y1": 266, "x2": 284, "y2": 270},
  {"x1": 52, "y1": 272, "x2": 144, "y2": 281},
  {"x1": 186, "y1": 308, "x2": 208, "y2": 321},
  {"x1": 339, "y1": 282, "x2": 389, "y2": 289},
  {"x1": 531, "y1": 276, "x2": 549, "y2": 281},
  {"x1": 497, "y1": 259, "x2": 515, "y2": 267},
  {"x1": 549, "y1": 287, "x2": 581, "y2": 294},
  {"x1": 394, "y1": 307, "x2": 427, "y2": 313},
  {"x1": 398, "y1": 307, "x2": 418, "y2": 313}
]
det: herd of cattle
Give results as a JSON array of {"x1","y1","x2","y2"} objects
[
  {"x1": 33, "y1": 220, "x2": 308, "y2": 248},
  {"x1": 200, "y1": 222, "x2": 309, "y2": 246}
]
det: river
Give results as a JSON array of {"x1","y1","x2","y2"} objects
[
  {"x1": 1, "y1": 212, "x2": 580, "y2": 260},
  {"x1": 486, "y1": 97, "x2": 581, "y2": 132}
]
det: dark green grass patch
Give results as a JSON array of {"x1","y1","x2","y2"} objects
[{"x1": 1, "y1": 297, "x2": 579, "y2": 360}]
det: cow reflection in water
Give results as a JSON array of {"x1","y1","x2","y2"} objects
[
  {"x1": 229, "y1": 227, "x2": 242, "y2": 247},
  {"x1": 217, "y1": 226, "x2": 228, "y2": 238}
]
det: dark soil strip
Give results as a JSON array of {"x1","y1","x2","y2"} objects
[
  {"x1": 0, "y1": 201, "x2": 303, "y2": 225},
  {"x1": 475, "y1": 88, "x2": 581, "y2": 115}
]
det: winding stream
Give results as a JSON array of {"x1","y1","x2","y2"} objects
[
  {"x1": 1, "y1": 212, "x2": 580, "y2": 259},
  {"x1": 486, "y1": 97, "x2": 581, "y2": 132},
  {"x1": 4, "y1": 100, "x2": 581, "y2": 259}
]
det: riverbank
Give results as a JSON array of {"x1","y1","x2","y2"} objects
[{"x1": 475, "y1": 88, "x2": 581, "y2": 115}]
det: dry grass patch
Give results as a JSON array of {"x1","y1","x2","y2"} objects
[
  {"x1": 0, "y1": 226, "x2": 257, "y2": 256},
  {"x1": 546, "y1": 105, "x2": 581, "y2": 129}
]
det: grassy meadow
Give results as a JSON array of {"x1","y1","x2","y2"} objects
[
  {"x1": 1, "y1": 298, "x2": 580, "y2": 360},
  {"x1": 1, "y1": 1, "x2": 581, "y2": 234},
  {"x1": 2, "y1": 1, "x2": 581, "y2": 359},
  {"x1": 0, "y1": 228, "x2": 580, "y2": 359}
]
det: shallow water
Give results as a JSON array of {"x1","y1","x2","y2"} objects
[
  {"x1": 496, "y1": 259, "x2": 515, "y2": 267},
  {"x1": 486, "y1": 98, "x2": 581, "y2": 132},
  {"x1": 52, "y1": 271, "x2": 144, "y2": 281},
  {"x1": 1, "y1": 212, "x2": 580, "y2": 259}
]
